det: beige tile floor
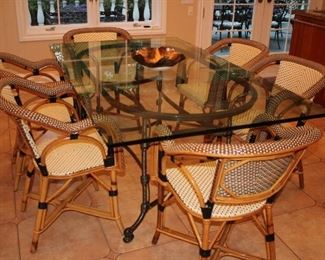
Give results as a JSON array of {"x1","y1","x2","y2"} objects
[{"x1": 1, "y1": 108, "x2": 325, "y2": 260}]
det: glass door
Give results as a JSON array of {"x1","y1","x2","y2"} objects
[
  {"x1": 205, "y1": 0, "x2": 309, "y2": 53},
  {"x1": 212, "y1": 0, "x2": 255, "y2": 42}
]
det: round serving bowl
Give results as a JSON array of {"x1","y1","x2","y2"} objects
[{"x1": 131, "y1": 46, "x2": 185, "y2": 70}]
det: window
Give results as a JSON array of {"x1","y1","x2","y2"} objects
[{"x1": 15, "y1": 0, "x2": 166, "y2": 41}]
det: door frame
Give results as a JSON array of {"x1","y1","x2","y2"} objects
[{"x1": 195, "y1": 0, "x2": 214, "y2": 49}]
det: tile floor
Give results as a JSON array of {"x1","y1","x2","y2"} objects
[{"x1": 1, "y1": 109, "x2": 325, "y2": 260}]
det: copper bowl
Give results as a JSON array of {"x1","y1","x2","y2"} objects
[{"x1": 131, "y1": 46, "x2": 185, "y2": 69}]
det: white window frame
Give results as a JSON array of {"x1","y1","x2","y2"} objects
[{"x1": 15, "y1": 0, "x2": 166, "y2": 42}]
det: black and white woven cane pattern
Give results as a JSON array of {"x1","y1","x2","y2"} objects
[
  {"x1": 0, "y1": 52, "x2": 62, "y2": 72},
  {"x1": 158, "y1": 127, "x2": 321, "y2": 157},
  {"x1": 166, "y1": 161, "x2": 266, "y2": 218},
  {"x1": 16, "y1": 120, "x2": 41, "y2": 159},
  {"x1": 0, "y1": 91, "x2": 93, "y2": 134},
  {"x1": 1, "y1": 77, "x2": 74, "y2": 97},
  {"x1": 226, "y1": 44, "x2": 262, "y2": 67},
  {"x1": 275, "y1": 61, "x2": 323, "y2": 97}
]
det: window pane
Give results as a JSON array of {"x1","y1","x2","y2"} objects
[
  {"x1": 28, "y1": 0, "x2": 88, "y2": 26},
  {"x1": 99, "y1": 0, "x2": 152, "y2": 23}
]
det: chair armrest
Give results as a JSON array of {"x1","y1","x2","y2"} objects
[
  {"x1": 1, "y1": 77, "x2": 75, "y2": 98},
  {"x1": 0, "y1": 52, "x2": 64, "y2": 80},
  {"x1": 266, "y1": 89, "x2": 312, "y2": 116}
]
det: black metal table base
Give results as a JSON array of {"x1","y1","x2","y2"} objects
[{"x1": 122, "y1": 125, "x2": 158, "y2": 242}]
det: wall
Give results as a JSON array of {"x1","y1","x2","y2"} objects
[{"x1": 0, "y1": 0, "x2": 199, "y2": 60}]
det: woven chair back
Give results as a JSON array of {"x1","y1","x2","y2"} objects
[
  {"x1": 63, "y1": 27, "x2": 132, "y2": 44},
  {"x1": 205, "y1": 38, "x2": 269, "y2": 69},
  {"x1": 251, "y1": 54, "x2": 325, "y2": 99}
]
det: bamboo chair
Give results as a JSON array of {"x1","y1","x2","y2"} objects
[
  {"x1": 0, "y1": 77, "x2": 125, "y2": 253},
  {"x1": 0, "y1": 52, "x2": 71, "y2": 188},
  {"x1": 244, "y1": 54, "x2": 325, "y2": 189},
  {"x1": 63, "y1": 27, "x2": 142, "y2": 128},
  {"x1": 151, "y1": 124, "x2": 321, "y2": 259},
  {"x1": 176, "y1": 38, "x2": 268, "y2": 131},
  {"x1": 0, "y1": 69, "x2": 78, "y2": 191},
  {"x1": 62, "y1": 27, "x2": 134, "y2": 93}
]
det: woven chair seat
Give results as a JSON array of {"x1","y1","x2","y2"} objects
[
  {"x1": 166, "y1": 161, "x2": 266, "y2": 218},
  {"x1": 43, "y1": 139, "x2": 105, "y2": 176}
]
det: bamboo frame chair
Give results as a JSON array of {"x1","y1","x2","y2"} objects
[
  {"x1": 176, "y1": 38, "x2": 268, "y2": 131},
  {"x1": 245, "y1": 54, "x2": 325, "y2": 189},
  {"x1": 0, "y1": 77, "x2": 125, "y2": 253},
  {"x1": 0, "y1": 69, "x2": 78, "y2": 191},
  {"x1": 0, "y1": 52, "x2": 70, "y2": 189},
  {"x1": 62, "y1": 27, "x2": 142, "y2": 129},
  {"x1": 151, "y1": 124, "x2": 321, "y2": 259}
]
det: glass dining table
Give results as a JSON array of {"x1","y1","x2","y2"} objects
[{"x1": 50, "y1": 37, "x2": 325, "y2": 242}]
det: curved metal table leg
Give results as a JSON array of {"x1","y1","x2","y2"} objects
[{"x1": 123, "y1": 119, "x2": 155, "y2": 242}]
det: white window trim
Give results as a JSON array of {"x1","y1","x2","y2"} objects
[{"x1": 15, "y1": 0, "x2": 166, "y2": 42}]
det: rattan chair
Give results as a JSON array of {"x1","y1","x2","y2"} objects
[
  {"x1": 0, "y1": 77, "x2": 125, "y2": 252},
  {"x1": 176, "y1": 38, "x2": 268, "y2": 128},
  {"x1": 62, "y1": 27, "x2": 142, "y2": 125},
  {"x1": 151, "y1": 124, "x2": 321, "y2": 259},
  {"x1": 250, "y1": 54, "x2": 325, "y2": 116},
  {"x1": 0, "y1": 52, "x2": 70, "y2": 187},
  {"x1": 246, "y1": 54, "x2": 325, "y2": 188},
  {"x1": 0, "y1": 69, "x2": 78, "y2": 191}
]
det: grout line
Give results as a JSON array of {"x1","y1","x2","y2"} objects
[{"x1": 275, "y1": 231, "x2": 302, "y2": 260}]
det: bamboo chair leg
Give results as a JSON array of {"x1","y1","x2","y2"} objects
[
  {"x1": 109, "y1": 170, "x2": 124, "y2": 233},
  {"x1": 14, "y1": 150, "x2": 25, "y2": 191},
  {"x1": 212, "y1": 222, "x2": 233, "y2": 258},
  {"x1": 11, "y1": 136, "x2": 19, "y2": 165},
  {"x1": 21, "y1": 159, "x2": 34, "y2": 212},
  {"x1": 152, "y1": 183, "x2": 165, "y2": 244},
  {"x1": 31, "y1": 177, "x2": 49, "y2": 253},
  {"x1": 296, "y1": 160, "x2": 304, "y2": 189},
  {"x1": 200, "y1": 219, "x2": 212, "y2": 259},
  {"x1": 264, "y1": 204, "x2": 276, "y2": 260}
]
